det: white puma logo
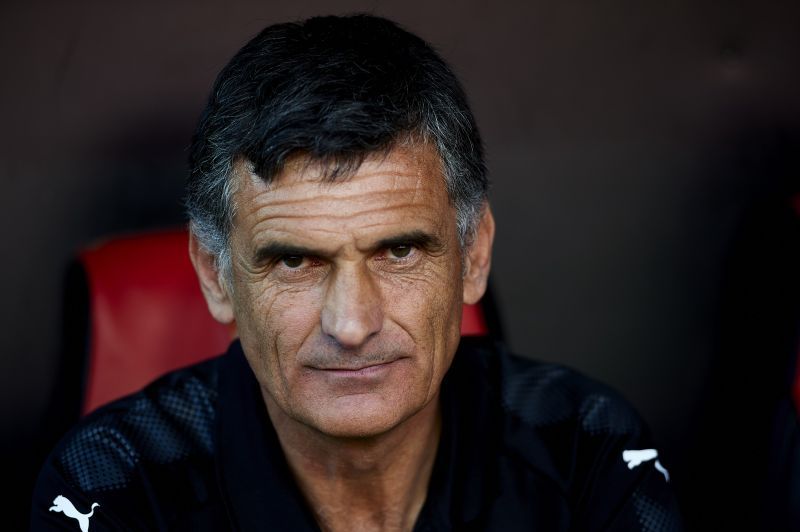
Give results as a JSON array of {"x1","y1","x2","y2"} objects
[
  {"x1": 622, "y1": 449, "x2": 670, "y2": 482},
  {"x1": 49, "y1": 495, "x2": 100, "y2": 532}
]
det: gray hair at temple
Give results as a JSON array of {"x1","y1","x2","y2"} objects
[{"x1": 185, "y1": 14, "x2": 488, "y2": 283}]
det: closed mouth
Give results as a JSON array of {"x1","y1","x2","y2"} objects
[{"x1": 311, "y1": 358, "x2": 404, "y2": 373}]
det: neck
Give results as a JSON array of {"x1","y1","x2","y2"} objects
[{"x1": 263, "y1": 392, "x2": 442, "y2": 532}]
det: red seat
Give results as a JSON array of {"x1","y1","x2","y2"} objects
[{"x1": 78, "y1": 229, "x2": 488, "y2": 414}]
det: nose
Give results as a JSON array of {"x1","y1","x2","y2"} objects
[{"x1": 320, "y1": 264, "x2": 384, "y2": 349}]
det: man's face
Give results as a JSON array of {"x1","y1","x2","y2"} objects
[{"x1": 203, "y1": 144, "x2": 485, "y2": 438}]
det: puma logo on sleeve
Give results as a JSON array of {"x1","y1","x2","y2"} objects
[
  {"x1": 622, "y1": 448, "x2": 670, "y2": 482},
  {"x1": 49, "y1": 495, "x2": 100, "y2": 532}
]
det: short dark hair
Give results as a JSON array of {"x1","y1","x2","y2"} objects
[{"x1": 186, "y1": 14, "x2": 487, "y2": 278}]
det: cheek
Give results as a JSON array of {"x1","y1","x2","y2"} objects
[
  {"x1": 382, "y1": 261, "x2": 463, "y2": 361},
  {"x1": 233, "y1": 281, "x2": 323, "y2": 377},
  {"x1": 269, "y1": 291, "x2": 323, "y2": 355}
]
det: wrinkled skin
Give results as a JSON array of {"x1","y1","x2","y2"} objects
[{"x1": 191, "y1": 143, "x2": 494, "y2": 440}]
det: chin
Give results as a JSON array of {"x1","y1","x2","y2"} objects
[{"x1": 303, "y1": 395, "x2": 415, "y2": 439}]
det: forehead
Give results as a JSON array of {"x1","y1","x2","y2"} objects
[{"x1": 231, "y1": 144, "x2": 454, "y2": 247}]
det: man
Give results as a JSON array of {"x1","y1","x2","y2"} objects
[{"x1": 32, "y1": 14, "x2": 682, "y2": 531}]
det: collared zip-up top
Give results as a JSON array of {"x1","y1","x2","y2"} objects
[{"x1": 32, "y1": 338, "x2": 682, "y2": 531}]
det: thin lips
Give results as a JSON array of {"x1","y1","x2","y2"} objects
[{"x1": 312, "y1": 358, "x2": 402, "y2": 371}]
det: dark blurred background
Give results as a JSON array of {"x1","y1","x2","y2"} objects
[{"x1": 3, "y1": 1, "x2": 799, "y2": 530}]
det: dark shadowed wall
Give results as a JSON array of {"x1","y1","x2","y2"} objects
[{"x1": 2, "y1": 1, "x2": 799, "y2": 529}]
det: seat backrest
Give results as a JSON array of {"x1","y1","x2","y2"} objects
[
  {"x1": 78, "y1": 230, "x2": 233, "y2": 414},
  {"x1": 77, "y1": 229, "x2": 489, "y2": 414}
]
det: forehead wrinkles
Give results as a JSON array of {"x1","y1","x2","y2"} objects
[
  {"x1": 253, "y1": 189, "x2": 427, "y2": 223},
  {"x1": 229, "y1": 146, "x2": 451, "y2": 248},
  {"x1": 240, "y1": 171, "x2": 440, "y2": 224},
  {"x1": 253, "y1": 194, "x2": 442, "y2": 251}
]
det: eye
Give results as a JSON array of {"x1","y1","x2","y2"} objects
[
  {"x1": 388, "y1": 245, "x2": 412, "y2": 259},
  {"x1": 281, "y1": 255, "x2": 304, "y2": 268}
]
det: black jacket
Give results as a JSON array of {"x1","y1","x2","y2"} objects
[{"x1": 31, "y1": 338, "x2": 682, "y2": 530}]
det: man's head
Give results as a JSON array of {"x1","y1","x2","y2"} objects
[{"x1": 187, "y1": 14, "x2": 494, "y2": 438}]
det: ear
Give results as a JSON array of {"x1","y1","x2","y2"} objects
[
  {"x1": 463, "y1": 204, "x2": 495, "y2": 305},
  {"x1": 188, "y1": 231, "x2": 235, "y2": 324}
]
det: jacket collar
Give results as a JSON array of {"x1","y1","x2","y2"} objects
[
  {"x1": 213, "y1": 338, "x2": 497, "y2": 531},
  {"x1": 215, "y1": 340, "x2": 320, "y2": 531}
]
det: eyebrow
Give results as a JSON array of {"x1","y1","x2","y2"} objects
[
  {"x1": 375, "y1": 230, "x2": 443, "y2": 253},
  {"x1": 253, "y1": 243, "x2": 322, "y2": 264},
  {"x1": 252, "y1": 230, "x2": 444, "y2": 264}
]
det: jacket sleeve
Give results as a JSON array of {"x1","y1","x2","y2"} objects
[
  {"x1": 30, "y1": 444, "x2": 154, "y2": 531},
  {"x1": 569, "y1": 393, "x2": 684, "y2": 532}
]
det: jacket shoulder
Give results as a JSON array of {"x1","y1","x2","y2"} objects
[
  {"x1": 44, "y1": 355, "x2": 221, "y2": 493},
  {"x1": 492, "y1": 348, "x2": 682, "y2": 530},
  {"x1": 499, "y1": 351, "x2": 642, "y2": 438}
]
